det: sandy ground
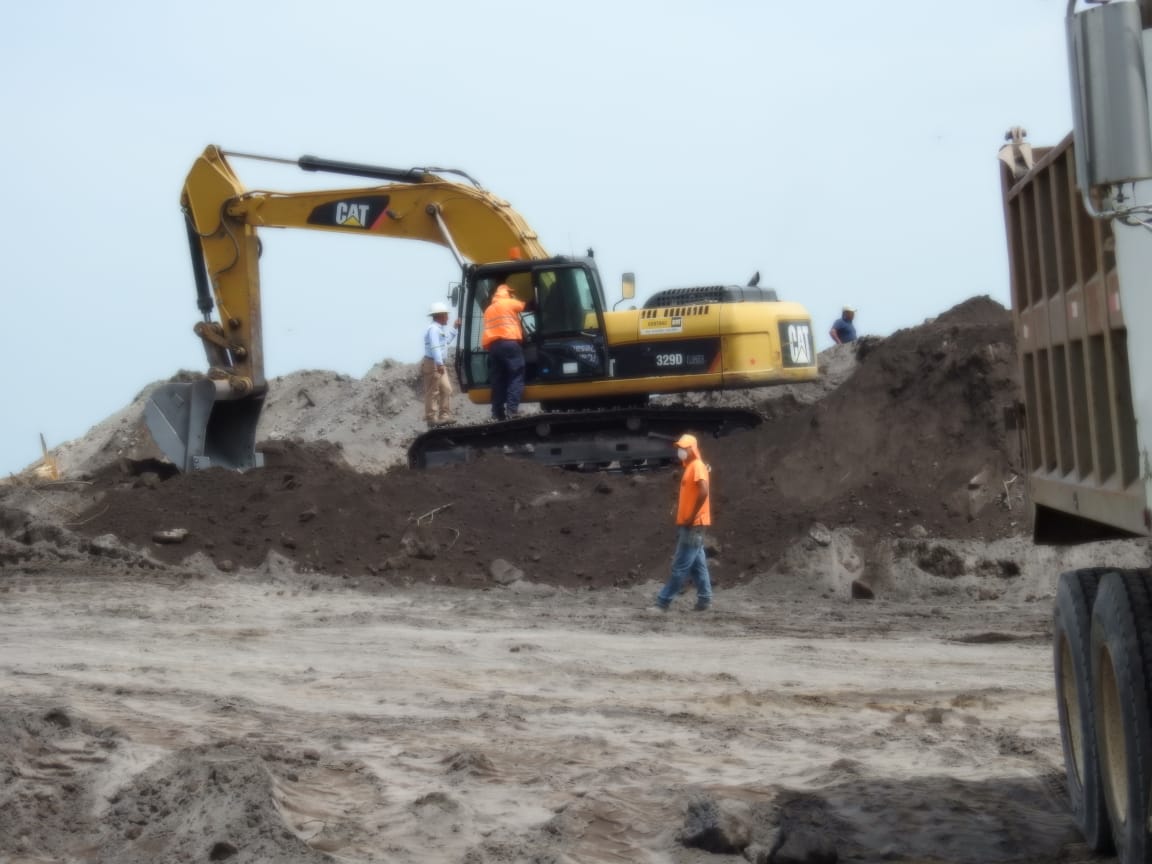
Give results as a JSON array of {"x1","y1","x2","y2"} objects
[
  {"x1": 5, "y1": 542, "x2": 1149, "y2": 864},
  {"x1": 3, "y1": 310, "x2": 1145, "y2": 863}
]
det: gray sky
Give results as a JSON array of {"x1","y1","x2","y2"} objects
[{"x1": 1, "y1": 0, "x2": 1073, "y2": 476}]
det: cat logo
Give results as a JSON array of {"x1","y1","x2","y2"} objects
[
  {"x1": 306, "y1": 195, "x2": 391, "y2": 230},
  {"x1": 335, "y1": 202, "x2": 370, "y2": 227},
  {"x1": 778, "y1": 322, "x2": 813, "y2": 367},
  {"x1": 788, "y1": 324, "x2": 812, "y2": 364}
]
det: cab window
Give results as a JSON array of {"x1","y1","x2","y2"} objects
[{"x1": 535, "y1": 267, "x2": 600, "y2": 336}]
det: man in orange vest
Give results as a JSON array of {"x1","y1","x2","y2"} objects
[
  {"x1": 481, "y1": 284, "x2": 527, "y2": 421},
  {"x1": 653, "y1": 433, "x2": 713, "y2": 612}
]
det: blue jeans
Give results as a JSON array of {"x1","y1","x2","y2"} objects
[
  {"x1": 488, "y1": 339, "x2": 525, "y2": 420},
  {"x1": 657, "y1": 526, "x2": 712, "y2": 608}
]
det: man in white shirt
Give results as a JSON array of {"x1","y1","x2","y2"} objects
[{"x1": 423, "y1": 301, "x2": 460, "y2": 428}]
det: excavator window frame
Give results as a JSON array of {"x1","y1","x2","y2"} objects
[{"x1": 456, "y1": 258, "x2": 610, "y2": 392}]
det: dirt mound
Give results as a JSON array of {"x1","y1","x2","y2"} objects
[
  {"x1": 15, "y1": 361, "x2": 495, "y2": 483},
  {"x1": 48, "y1": 295, "x2": 1023, "y2": 590},
  {"x1": 717, "y1": 294, "x2": 1022, "y2": 546},
  {"x1": 74, "y1": 440, "x2": 671, "y2": 589},
  {"x1": 0, "y1": 704, "x2": 347, "y2": 863}
]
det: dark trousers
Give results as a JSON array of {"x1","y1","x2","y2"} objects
[{"x1": 488, "y1": 339, "x2": 525, "y2": 420}]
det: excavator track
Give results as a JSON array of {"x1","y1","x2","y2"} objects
[{"x1": 408, "y1": 406, "x2": 762, "y2": 470}]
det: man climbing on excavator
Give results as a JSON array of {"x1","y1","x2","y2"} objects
[{"x1": 481, "y1": 284, "x2": 527, "y2": 421}]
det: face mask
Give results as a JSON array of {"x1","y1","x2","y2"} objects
[{"x1": 677, "y1": 448, "x2": 688, "y2": 461}]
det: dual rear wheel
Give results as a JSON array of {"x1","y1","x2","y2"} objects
[{"x1": 1055, "y1": 568, "x2": 1152, "y2": 863}]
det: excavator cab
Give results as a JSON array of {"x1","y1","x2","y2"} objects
[{"x1": 457, "y1": 257, "x2": 611, "y2": 396}]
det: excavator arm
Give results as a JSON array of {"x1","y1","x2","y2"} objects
[
  {"x1": 182, "y1": 145, "x2": 548, "y2": 399},
  {"x1": 148, "y1": 145, "x2": 549, "y2": 470}
]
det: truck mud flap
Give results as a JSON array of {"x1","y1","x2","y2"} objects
[{"x1": 145, "y1": 380, "x2": 265, "y2": 472}]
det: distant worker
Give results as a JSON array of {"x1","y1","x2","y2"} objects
[
  {"x1": 829, "y1": 306, "x2": 857, "y2": 345},
  {"x1": 423, "y1": 301, "x2": 460, "y2": 428},
  {"x1": 652, "y1": 434, "x2": 713, "y2": 612},
  {"x1": 481, "y1": 284, "x2": 527, "y2": 421}
]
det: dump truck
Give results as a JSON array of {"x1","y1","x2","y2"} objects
[{"x1": 998, "y1": 2, "x2": 1152, "y2": 861}]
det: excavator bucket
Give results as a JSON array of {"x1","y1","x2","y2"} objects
[{"x1": 145, "y1": 380, "x2": 265, "y2": 471}]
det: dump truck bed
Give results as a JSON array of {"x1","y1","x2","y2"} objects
[{"x1": 1000, "y1": 134, "x2": 1151, "y2": 537}]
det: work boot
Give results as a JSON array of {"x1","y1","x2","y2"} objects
[
  {"x1": 693, "y1": 601, "x2": 712, "y2": 612},
  {"x1": 644, "y1": 602, "x2": 670, "y2": 615}
]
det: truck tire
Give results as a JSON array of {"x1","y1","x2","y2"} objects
[
  {"x1": 1054, "y1": 568, "x2": 1113, "y2": 852},
  {"x1": 1091, "y1": 569, "x2": 1152, "y2": 864}
]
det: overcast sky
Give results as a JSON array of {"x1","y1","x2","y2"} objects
[{"x1": 1, "y1": 0, "x2": 1075, "y2": 476}]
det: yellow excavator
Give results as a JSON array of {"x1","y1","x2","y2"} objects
[{"x1": 146, "y1": 145, "x2": 819, "y2": 471}]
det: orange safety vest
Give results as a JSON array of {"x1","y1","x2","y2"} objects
[
  {"x1": 677, "y1": 457, "x2": 712, "y2": 526},
  {"x1": 481, "y1": 286, "x2": 526, "y2": 349}
]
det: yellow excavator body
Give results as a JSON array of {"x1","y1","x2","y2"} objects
[{"x1": 146, "y1": 146, "x2": 818, "y2": 471}]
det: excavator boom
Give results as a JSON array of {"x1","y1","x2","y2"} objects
[
  {"x1": 180, "y1": 145, "x2": 547, "y2": 395},
  {"x1": 149, "y1": 145, "x2": 550, "y2": 470}
]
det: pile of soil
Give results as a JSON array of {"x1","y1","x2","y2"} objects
[
  {"x1": 63, "y1": 296, "x2": 1023, "y2": 590},
  {"x1": 717, "y1": 295, "x2": 1022, "y2": 551}
]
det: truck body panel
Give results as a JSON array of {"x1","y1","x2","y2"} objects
[{"x1": 1000, "y1": 135, "x2": 1151, "y2": 538}]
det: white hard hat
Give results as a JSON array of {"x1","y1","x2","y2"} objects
[{"x1": 428, "y1": 301, "x2": 449, "y2": 316}]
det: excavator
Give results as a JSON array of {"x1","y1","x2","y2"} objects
[{"x1": 146, "y1": 145, "x2": 819, "y2": 472}]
